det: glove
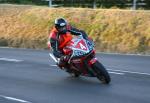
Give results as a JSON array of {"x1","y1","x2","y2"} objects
[
  {"x1": 57, "y1": 55, "x2": 70, "y2": 68},
  {"x1": 61, "y1": 55, "x2": 70, "y2": 62}
]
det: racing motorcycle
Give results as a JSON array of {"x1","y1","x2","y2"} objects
[{"x1": 49, "y1": 35, "x2": 111, "y2": 84}]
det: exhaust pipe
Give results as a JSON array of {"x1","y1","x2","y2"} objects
[{"x1": 49, "y1": 53, "x2": 58, "y2": 63}]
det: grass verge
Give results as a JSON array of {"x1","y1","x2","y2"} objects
[{"x1": 0, "y1": 4, "x2": 150, "y2": 54}]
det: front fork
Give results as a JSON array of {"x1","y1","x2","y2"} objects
[
  {"x1": 81, "y1": 57, "x2": 98, "y2": 77},
  {"x1": 88, "y1": 57, "x2": 98, "y2": 67}
]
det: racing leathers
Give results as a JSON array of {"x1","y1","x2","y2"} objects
[
  {"x1": 48, "y1": 25, "x2": 88, "y2": 68},
  {"x1": 49, "y1": 25, "x2": 88, "y2": 58}
]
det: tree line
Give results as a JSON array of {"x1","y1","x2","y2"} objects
[{"x1": 0, "y1": 0, "x2": 150, "y2": 9}]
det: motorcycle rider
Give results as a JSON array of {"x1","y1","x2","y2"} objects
[{"x1": 48, "y1": 18, "x2": 88, "y2": 68}]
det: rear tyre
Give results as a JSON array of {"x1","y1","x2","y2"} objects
[
  {"x1": 66, "y1": 69, "x2": 80, "y2": 77},
  {"x1": 73, "y1": 70, "x2": 81, "y2": 77},
  {"x1": 73, "y1": 73, "x2": 80, "y2": 77},
  {"x1": 92, "y1": 61, "x2": 111, "y2": 84}
]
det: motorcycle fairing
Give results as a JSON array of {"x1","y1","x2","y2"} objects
[{"x1": 66, "y1": 36, "x2": 94, "y2": 58}]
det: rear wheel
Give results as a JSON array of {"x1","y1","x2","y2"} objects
[
  {"x1": 73, "y1": 73, "x2": 80, "y2": 77},
  {"x1": 92, "y1": 61, "x2": 111, "y2": 84},
  {"x1": 66, "y1": 68, "x2": 80, "y2": 77},
  {"x1": 73, "y1": 70, "x2": 81, "y2": 77}
]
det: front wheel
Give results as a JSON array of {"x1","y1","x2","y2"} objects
[{"x1": 92, "y1": 61, "x2": 111, "y2": 84}]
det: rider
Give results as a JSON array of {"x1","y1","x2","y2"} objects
[{"x1": 48, "y1": 18, "x2": 88, "y2": 68}]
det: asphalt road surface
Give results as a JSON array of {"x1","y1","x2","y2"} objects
[{"x1": 0, "y1": 47, "x2": 150, "y2": 103}]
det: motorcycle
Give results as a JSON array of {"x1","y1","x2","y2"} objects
[{"x1": 49, "y1": 35, "x2": 111, "y2": 84}]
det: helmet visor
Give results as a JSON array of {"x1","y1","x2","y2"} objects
[{"x1": 57, "y1": 26, "x2": 67, "y2": 33}]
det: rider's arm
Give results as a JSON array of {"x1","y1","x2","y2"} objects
[{"x1": 68, "y1": 26, "x2": 88, "y2": 39}]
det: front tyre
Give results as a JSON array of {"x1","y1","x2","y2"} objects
[{"x1": 92, "y1": 61, "x2": 111, "y2": 84}]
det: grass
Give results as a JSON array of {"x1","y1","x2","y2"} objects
[{"x1": 0, "y1": 4, "x2": 150, "y2": 54}]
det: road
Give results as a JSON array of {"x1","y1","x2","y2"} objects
[{"x1": 0, "y1": 47, "x2": 150, "y2": 103}]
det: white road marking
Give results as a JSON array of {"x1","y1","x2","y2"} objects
[
  {"x1": 97, "y1": 52, "x2": 150, "y2": 57},
  {"x1": 108, "y1": 69, "x2": 150, "y2": 76},
  {"x1": 51, "y1": 64, "x2": 57, "y2": 66},
  {"x1": 50, "y1": 65, "x2": 124, "y2": 75},
  {"x1": 0, "y1": 95, "x2": 32, "y2": 103},
  {"x1": 50, "y1": 64, "x2": 150, "y2": 76},
  {"x1": 108, "y1": 71, "x2": 124, "y2": 75},
  {"x1": 0, "y1": 58, "x2": 23, "y2": 62},
  {"x1": 0, "y1": 47, "x2": 13, "y2": 49}
]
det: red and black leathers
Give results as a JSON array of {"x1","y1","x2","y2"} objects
[{"x1": 49, "y1": 25, "x2": 88, "y2": 58}]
